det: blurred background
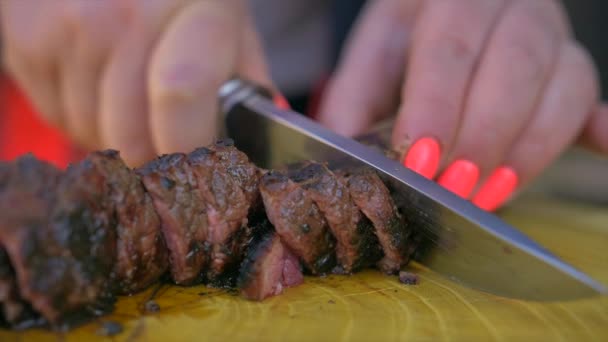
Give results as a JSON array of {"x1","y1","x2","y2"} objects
[{"x1": 0, "y1": 0, "x2": 606, "y2": 206}]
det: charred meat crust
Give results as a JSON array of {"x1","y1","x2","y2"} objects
[
  {"x1": 188, "y1": 147, "x2": 252, "y2": 283},
  {"x1": 0, "y1": 248, "x2": 38, "y2": 327},
  {"x1": 287, "y1": 162, "x2": 381, "y2": 273},
  {"x1": 346, "y1": 170, "x2": 410, "y2": 274},
  {"x1": 137, "y1": 153, "x2": 208, "y2": 285},
  {"x1": 87, "y1": 150, "x2": 168, "y2": 294},
  {"x1": 0, "y1": 142, "x2": 418, "y2": 329},
  {"x1": 1, "y1": 156, "x2": 117, "y2": 325},
  {"x1": 206, "y1": 139, "x2": 262, "y2": 210},
  {"x1": 259, "y1": 170, "x2": 336, "y2": 275}
]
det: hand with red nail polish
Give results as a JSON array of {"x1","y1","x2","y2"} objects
[{"x1": 318, "y1": 0, "x2": 607, "y2": 211}]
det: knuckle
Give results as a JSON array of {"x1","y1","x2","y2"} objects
[
  {"x1": 435, "y1": 31, "x2": 478, "y2": 65},
  {"x1": 150, "y1": 63, "x2": 223, "y2": 110}
]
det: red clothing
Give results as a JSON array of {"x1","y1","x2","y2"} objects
[{"x1": 0, "y1": 74, "x2": 81, "y2": 169}]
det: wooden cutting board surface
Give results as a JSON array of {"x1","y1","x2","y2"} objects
[{"x1": 1, "y1": 195, "x2": 606, "y2": 341}]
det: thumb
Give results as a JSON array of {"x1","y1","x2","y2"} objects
[{"x1": 148, "y1": 1, "x2": 270, "y2": 156}]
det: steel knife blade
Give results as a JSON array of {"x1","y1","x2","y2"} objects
[{"x1": 218, "y1": 78, "x2": 607, "y2": 301}]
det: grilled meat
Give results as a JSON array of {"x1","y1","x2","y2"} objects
[
  {"x1": 287, "y1": 162, "x2": 381, "y2": 273},
  {"x1": 188, "y1": 146, "x2": 252, "y2": 284},
  {"x1": 0, "y1": 142, "x2": 418, "y2": 330},
  {"x1": 237, "y1": 219, "x2": 303, "y2": 300},
  {"x1": 1, "y1": 156, "x2": 117, "y2": 324},
  {"x1": 347, "y1": 170, "x2": 410, "y2": 274},
  {"x1": 87, "y1": 150, "x2": 168, "y2": 294},
  {"x1": 137, "y1": 154, "x2": 208, "y2": 285},
  {"x1": 260, "y1": 170, "x2": 336, "y2": 275}
]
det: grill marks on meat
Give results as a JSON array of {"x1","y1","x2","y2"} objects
[
  {"x1": 237, "y1": 219, "x2": 303, "y2": 300},
  {"x1": 287, "y1": 162, "x2": 381, "y2": 273},
  {"x1": 207, "y1": 139, "x2": 262, "y2": 210},
  {"x1": 347, "y1": 171, "x2": 410, "y2": 274},
  {"x1": 87, "y1": 151, "x2": 168, "y2": 294},
  {"x1": 0, "y1": 143, "x2": 419, "y2": 330},
  {"x1": 188, "y1": 147, "x2": 251, "y2": 284},
  {"x1": 260, "y1": 171, "x2": 336, "y2": 275},
  {"x1": 0, "y1": 244, "x2": 38, "y2": 327},
  {"x1": 1, "y1": 156, "x2": 117, "y2": 325},
  {"x1": 138, "y1": 154, "x2": 208, "y2": 285},
  {"x1": 0, "y1": 156, "x2": 62, "y2": 326}
]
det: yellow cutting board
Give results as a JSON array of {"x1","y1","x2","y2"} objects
[{"x1": 1, "y1": 195, "x2": 606, "y2": 341}]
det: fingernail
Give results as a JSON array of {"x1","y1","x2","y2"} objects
[
  {"x1": 403, "y1": 137, "x2": 441, "y2": 179},
  {"x1": 437, "y1": 160, "x2": 480, "y2": 198},
  {"x1": 273, "y1": 93, "x2": 291, "y2": 110},
  {"x1": 472, "y1": 166, "x2": 518, "y2": 211}
]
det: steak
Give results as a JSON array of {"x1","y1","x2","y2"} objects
[
  {"x1": 259, "y1": 170, "x2": 336, "y2": 275},
  {"x1": 87, "y1": 150, "x2": 168, "y2": 294},
  {"x1": 0, "y1": 156, "x2": 62, "y2": 326},
  {"x1": 347, "y1": 170, "x2": 410, "y2": 274},
  {"x1": 237, "y1": 219, "x2": 303, "y2": 300},
  {"x1": 137, "y1": 154, "x2": 208, "y2": 285},
  {"x1": 288, "y1": 162, "x2": 381, "y2": 273},
  {"x1": 1, "y1": 156, "x2": 117, "y2": 325},
  {"x1": 207, "y1": 139, "x2": 262, "y2": 209},
  {"x1": 188, "y1": 147, "x2": 251, "y2": 284},
  {"x1": 0, "y1": 247, "x2": 38, "y2": 327}
]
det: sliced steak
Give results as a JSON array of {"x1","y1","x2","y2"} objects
[
  {"x1": 0, "y1": 156, "x2": 62, "y2": 326},
  {"x1": 0, "y1": 247, "x2": 38, "y2": 327},
  {"x1": 347, "y1": 170, "x2": 410, "y2": 274},
  {"x1": 87, "y1": 150, "x2": 168, "y2": 294},
  {"x1": 188, "y1": 147, "x2": 251, "y2": 285},
  {"x1": 207, "y1": 139, "x2": 262, "y2": 209},
  {"x1": 137, "y1": 153, "x2": 208, "y2": 285},
  {"x1": 288, "y1": 162, "x2": 381, "y2": 273},
  {"x1": 259, "y1": 170, "x2": 336, "y2": 275},
  {"x1": 0, "y1": 156, "x2": 117, "y2": 325},
  {"x1": 237, "y1": 220, "x2": 303, "y2": 300}
]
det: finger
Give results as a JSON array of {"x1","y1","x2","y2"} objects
[
  {"x1": 318, "y1": 0, "x2": 423, "y2": 137},
  {"x1": 445, "y1": 0, "x2": 569, "y2": 183},
  {"x1": 392, "y1": 0, "x2": 506, "y2": 181},
  {"x1": 502, "y1": 43, "x2": 599, "y2": 192},
  {"x1": 100, "y1": 1, "x2": 182, "y2": 167},
  {"x1": 60, "y1": 2, "x2": 124, "y2": 150},
  {"x1": 148, "y1": 1, "x2": 243, "y2": 156},
  {"x1": 580, "y1": 103, "x2": 608, "y2": 154},
  {"x1": 0, "y1": 2, "x2": 66, "y2": 129},
  {"x1": 236, "y1": 13, "x2": 274, "y2": 89}
]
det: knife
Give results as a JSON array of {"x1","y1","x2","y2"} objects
[{"x1": 217, "y1": 77, "x2": 607, "y2": 301}]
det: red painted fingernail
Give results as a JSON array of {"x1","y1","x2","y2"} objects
[
  {"x1": 273, "y1": 93, "x2": 291, "y2": 110},
  {"x1": 437, "y1": 160, "x2": 480, "y2": 198},
  {"x1": 403, "y1": 137, "x2": 441, "y2": 179},
  {"x1": 472, "y1": 166, "x2": 518, "y2": 211}
]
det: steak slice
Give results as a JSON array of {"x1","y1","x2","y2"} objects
[
  {"x1": 207, "y1": 139, "x2": 262, "y2": 209},
  {"x1": 288, "y1": 162, "x2": 381, "y2": 273},
  {"x1": 0, "y1": 247, "x2": 38, "y2": 327},
  {"x1": 259, "y1": 170, "x2": 336, "y2": 275},
  {"x1": 347, "y1": 170, "x2": 410, "y2": 274},
  {"x1": 0, "y1": 156, "x2": 62, "y2": 326},
  {"x1": 237, "y1": 219, "x2": 303, "y2": 300},
  {"x1": 188, "y1": 147, "x2": 251, "y2": 285},
  {"x1": 137, "y1": 153, "x2": 208, "y2": 285},
  {"x1": 1, "y1": 156, "x2": 118, "y2": 325},
  {"x1": 87, "y1": 150, "x2": 168, "y2": 294}
]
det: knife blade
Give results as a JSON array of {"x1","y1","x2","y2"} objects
[{"x1": 218, "y1": 78, "x2": 607, "y2": 301}]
